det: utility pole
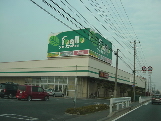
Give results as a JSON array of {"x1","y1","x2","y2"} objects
[
  {"x1": 74, "y1": 65, "x2": 77, "y2": 108},
  {"x1": 149, "y1": 74, "x2": 152, "y2": 95},
  {"x1": 148, "y1": 78, "x2": 149, "y2": 95},
  {"x1": 131, "y1": 40, "x2": 141, "y2": 101},
  {"x1": 114, "y1": 49, "x2": 119, "y2": 98},
  {"x1": 133, "y1": 40, "x2": 136, "y2": 102},
  {"x1": 145, "y1": 81, "x2": 147, "y2": 96}
]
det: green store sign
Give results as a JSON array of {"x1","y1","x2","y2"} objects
[{"x1": 47, "y1": 28, "x2": 112, "y2": 64}]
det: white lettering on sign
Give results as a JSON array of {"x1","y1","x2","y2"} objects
[
  {"x1": 75, "y1": 36, "x2": 79, "y2": 47},
  {"x1": 60, "y1": 36, "x2": 80, "y2": 49},
  {"x1": 97, "y1": 39, "x2": 109, "y2": 55},
  {"x1": 61, "y1": 36, "x2": 67, "y2": 48}
]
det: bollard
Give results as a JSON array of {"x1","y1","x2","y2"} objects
[{"x1": 116, "y1": 103, "x2": 119, "y2": 110}]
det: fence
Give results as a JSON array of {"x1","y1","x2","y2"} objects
[
  {"x1": 139, "y1": 96, "x2": 151, "y2": 103},
  {"x1": 109, "y1": 97, "x2": 131, "y2": 115}
]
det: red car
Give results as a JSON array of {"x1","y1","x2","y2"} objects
[{"x1": 16, "y1": 85, "x2": 49, "y2": 101}]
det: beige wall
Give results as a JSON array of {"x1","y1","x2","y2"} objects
[
  {"x1": 0, "y1": 57, "x2": 89, "y2": 77},
  {"x1": 77, "y1": 77, "x2": 88, "y2": 98},
  {"x1": 67, "y1": 77, "x2": 88, "y2": 98}
]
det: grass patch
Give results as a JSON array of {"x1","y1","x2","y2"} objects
[{"x1": 65, "y1": 104, "x2": 109, "y2": 115}]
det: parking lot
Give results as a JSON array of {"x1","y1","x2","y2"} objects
[{"x1": 0, "y1": 97, "x2": 109, "y2": 121}]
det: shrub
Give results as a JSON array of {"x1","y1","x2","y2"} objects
[{"x1": 65, "y1": 104, "x2": 109, "y2": 115}]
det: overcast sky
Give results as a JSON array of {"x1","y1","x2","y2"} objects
[{"x1": 0, "y1": 0, "x2": 161, "y2": 91}]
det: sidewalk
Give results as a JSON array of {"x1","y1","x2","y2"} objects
[{"x1": 66, "y1": 101, "x2": 141, "y2": 121}]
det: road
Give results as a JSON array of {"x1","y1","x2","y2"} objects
[
  {"x1": 0, "y1": 97, "x2": 109, "y2": 121},
  {"x1": 113, "y1": 101, "x2": 161, "y2": 121}
]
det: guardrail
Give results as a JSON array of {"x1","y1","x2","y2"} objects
[
  {"x1": 139, "y1": 96, "x2": 151, "y2": 103},
  {"x1": 109, "y1": 97, "x2": 131, "y2": 115}
]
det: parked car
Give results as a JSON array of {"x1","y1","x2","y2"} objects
[
  {"x1": 0, "y1": 82, "x2": 18, "y2": 98},
  {"x1": 45, "y1": 89, "x2": 64, "y2": 97},
  {"x1": 16, "y1": 85, "x2": 49, "y2": 101},
  {"x1": 45, "y1": 89, "x2": 53, "y2": 96},
  {"x1": 151, "y1": 94, "x2": 161, "y2": 104}
]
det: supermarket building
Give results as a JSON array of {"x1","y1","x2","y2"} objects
[{"x1": 0, "y1": 28, "x2": 146, "y2": 98}]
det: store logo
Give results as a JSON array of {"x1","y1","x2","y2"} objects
[
  {"x1": 73, "y1": 50, "x2": 89, "y2": 55},
  {"x1": 60, "y1": 36, "x2": 85, "y2": 49},
  {"x1": 99, "y1": 71, "x2": 109, "y2": 78},
  {"x1": 49, "y1": 36, "x2": 59, "y2": 46},
  {"x1": 49, "y1": 35, "x2": 85, "y2": 49}
]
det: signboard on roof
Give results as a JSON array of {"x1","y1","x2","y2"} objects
[{"x1": 47, "y1": 28, "x2": 112, "y2": 64}]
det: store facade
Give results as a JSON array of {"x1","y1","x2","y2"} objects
[
  {"x1": 0, "y1": 29, "x2": 146, "y2": 98},
  {"x1": 0, "y1": 56, "x2": 146, "y2": 98}
]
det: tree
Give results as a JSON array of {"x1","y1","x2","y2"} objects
[
  {"x1": 155, "y1": 90, "x2": 160, "y2": 94},
  {"x1": 102, "y1": 81, "x2": 114, "y2": 97},
  {"x1": 120, "y1": 84, "x2": 128, "y2": 97}
]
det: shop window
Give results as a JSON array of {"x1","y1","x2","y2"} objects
[
  {"x1": 59, "y1": 77, "x2": 67, "y2": 84},
  {"x1": 41, "y1": 80, "x2": 47, "y2": 83},
  {"x1": 55, "y1": 76, "x2": 67, "y2": 84},
  {"x1": 55, "y1": 77, "x2": 59, "y2": 84},
  {"x1": 48, "y1": 78, "x2": 54, "y2": 83},
  {"x1": 32, "y1": 78, "x2": 41, "y2": 84},
  {"x1": 41, "y1": 77, "x2": 48, "y2": 80}
]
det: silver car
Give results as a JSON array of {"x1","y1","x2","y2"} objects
[
  {"x1": 45, "y1": 89, "x2": 64, "y2": 97},
  {"x1": 152, "y1": 94, "x2": 161, "y2": 104}
]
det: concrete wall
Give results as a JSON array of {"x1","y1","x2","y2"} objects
[{"x1": 77, "y1": 77, "x2": 88, "y2": 98}]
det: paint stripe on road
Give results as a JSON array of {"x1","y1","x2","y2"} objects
[
  {"x1": 112, "y1": 106, "x2": 142, "y2": 121},
  {"x1": 0, "y1": 114, "x2": 39, "y2": 120},
  {"x1": 112, "y1": 101, "x2": 151, "y2": 121}
]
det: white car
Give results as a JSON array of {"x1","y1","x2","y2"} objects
[{"x1": 45, "y1": 89, "x2": 64, "y2": 97}]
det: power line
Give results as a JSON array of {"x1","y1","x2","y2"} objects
[{"x1": 30, "y1": 0, "x2": 147, "y2": 77}]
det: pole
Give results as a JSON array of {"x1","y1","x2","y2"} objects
[
  {"x1": 74, "y1": 65, "x2": 77, "y2": 108},
  {"x1": 114, "y1": 49, "x2": 119, "y2": 98},
  {"x1": 149, "y1": 74, "x2": 151, "y2": 95},
  {"x1": 148, "y1": 77, "x2": 150, "y2": 96},
  {"x1": 145, "y1": 81, "x2": 146, "y2": 96},
  {"x1": 133, "y1": 40, "x2": 136, "y2": 102}
]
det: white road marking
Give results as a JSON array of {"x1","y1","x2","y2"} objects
[
  {"x1": 143, "y1": 101, "x2": 150, "y2": 105},
  {"x1": 112, "y1": 105, "x2": 142, "y2": 121},
  {"x1": 0, "y1": 114, "x2": 39, "y2": 120},
  {"x1": 112, "y1": 101, "x2": 151, "y2": 121},
  {"x1": 18, "y1": 117, "x2": 24, "y2": 119}
]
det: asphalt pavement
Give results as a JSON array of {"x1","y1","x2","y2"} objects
[
  {"x1": 115, "y1": 101, "x2": 161, "y2": 121},
  {"x1": 0, "y1": 97, "x2": 149, "y2": 121}
]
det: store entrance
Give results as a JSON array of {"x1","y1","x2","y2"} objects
[
  {"x1": 54, "y1": 85, "x2": 68, "y2": 95},
  {"x1": 41, "y1": 84, "x2": 68, "y2": 96}
]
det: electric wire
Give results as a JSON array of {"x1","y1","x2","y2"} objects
[{"x1": 30, "y1": 0, "x2": 148, "y2": 77}]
